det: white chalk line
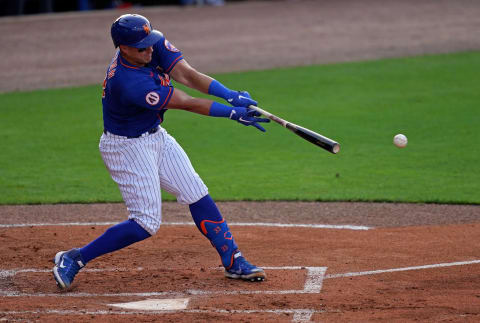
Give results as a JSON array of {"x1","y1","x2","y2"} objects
[
  {"x1": 0, "y1": 309, "x2": 320, "y2": 322},
  {"x1": 2, "y1": 260, "x2": 479, "y2": 321},
  {"x1": 0, "y1": 266, "x2": 326, "y2": 298},
  {"x1": 304, "y1": 267, "x2": 327, "y2": 293},
  {"x1": 0, "y1": 291, "x2": 183, "y2": 298},
  {"x1": 0, "y1": 267, "x2": 143, "y2": 278},
  {"x1": 324, "y1": 259, "x2": 480, "y2": 279},
  {"x1": 0, "y1": 265, "x2": 307, "y2": 278},
  {"x1": 0, "y1": 290, "x2": 319, "y2": 298},
  {"x1": 1, "y1": 265, "x2": 320, "y2": 322},
  {"x1": 0, "y1": 221, "x2": 371, "y2": 230},
  {"x1": 3, "y1": 260, "x2": 479, "y2": 297}
]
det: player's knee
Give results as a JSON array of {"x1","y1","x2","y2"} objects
[
  {"x1": 177, "y1": 187, "x2": 209, "y2": 205},
  {"x1": 129, "y1": 214, "x2": 161, "y2": 235}
]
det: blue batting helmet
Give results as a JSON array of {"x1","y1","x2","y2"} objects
[{"x1": 111, "y1": 14, "x2": 163, "y2": 48}]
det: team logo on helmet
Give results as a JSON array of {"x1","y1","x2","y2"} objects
[
  {"x1": 146, "y1": 91, "x2": 160, "y2": 105},
  {"x1": 143, "y1": 24, "x2": 150, "y2": 35}
]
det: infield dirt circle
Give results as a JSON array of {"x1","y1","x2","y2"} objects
[{"x1": 1, "y1": 1, "x2": 480, "y2": 322}]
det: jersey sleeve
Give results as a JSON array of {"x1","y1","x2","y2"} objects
[
  {"x1": 151, "y1": 36, "x2": 184, "y2": 74},
  {"x1": 125, "y1": 78, "x2": 174, "y2": 111}
]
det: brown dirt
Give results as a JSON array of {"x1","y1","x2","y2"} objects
[
  {"x1": 1, "y1": 216, "x2": 479, "y2": 322},
  {"x1": 1, "y1": 0, "x2": 480, "y2": 322}
]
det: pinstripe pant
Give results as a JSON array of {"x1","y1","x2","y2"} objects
[{"x1": 99, "y1": 126, "x2": 209, "y2": 235}]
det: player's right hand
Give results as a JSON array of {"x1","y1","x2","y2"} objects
[
  {"x1": 226, "y1": 91, "x2": 258, "y2": 107},
  {"x1": 229, "y1": 107, "x2": 270, "y2": 132}
]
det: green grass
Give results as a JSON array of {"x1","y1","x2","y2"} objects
[{"x1": 1, "y1": 51, "x2": 479, "y2": 204}]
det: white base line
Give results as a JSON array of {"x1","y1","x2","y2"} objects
[
  {"x1": 1, "y1": 266, "x2": 304, "y2": 278},
  {"x1": 2, "y1": 261, "x2": 480, "y2": 321},
  {"x1": 325, "y1": 260, "x2": 480, "y2": 279},
  {"x1": 0, "y1": 267, "x2": 142, "y2": 278},
  {"x1": 0, "y1": 291, "x2": 185, "y2": 298},
  {"x1": 304, "y1": 267, "x2": 327, "y2": 293},
  {"x1": 3, "y1": 260, "x2": 480, "y2": 297},
  {"x1": 0, "y1": 290, "x2": 317, "y2": 297},
  {"x1": 0, "y1": 222, "x2": 371, "y2": 230},
  {"x1": 0, "y1": 266, "x2": 326, "y2": 298},
  {"x1": 0, "y1": 309, "x2": 320, "y2": 322}
]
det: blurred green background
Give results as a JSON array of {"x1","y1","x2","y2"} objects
[{"x1": 1, "y1": 51, "x2": 479, "y2": 204}]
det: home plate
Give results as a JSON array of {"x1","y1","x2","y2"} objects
[{"x1": 109, "y1": 298, "x2": 189, "y2": 311}]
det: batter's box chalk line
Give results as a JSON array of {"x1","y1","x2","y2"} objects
[
  {"x1": 0, "y1": 266, "x2": 324, "y2": 322},
  {"x1": 190, "y1": 266, "x2": 327, "y2": 296},
  {"x1": 0, "y1": 308, "x2": 322, "y2": 323},
  {"x1": 0, "y1": 266, "x2": 328, "y2": 297},
  {"x1": 3, "y1": 260, "x2": 480, "y2": 297},
  {"x1": 2, "y1": 261, "x2": 480, "y2": 322},
  {"x1": 106, "y1": 297, "x2": 322, "y2": 323}
]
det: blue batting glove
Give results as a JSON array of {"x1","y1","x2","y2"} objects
[
  {"x1": 226, "y1": 91, "x2": 258, "y2": 107},
  {"x1": 229, "y1": 107, "x2": 270, "y2": 132}
]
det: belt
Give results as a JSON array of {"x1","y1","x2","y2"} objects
[{"x1": 103, "y1": 126, "x2": 159, "y2": 139}]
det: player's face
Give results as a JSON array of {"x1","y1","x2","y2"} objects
[{"x1": 119, "y1": 45, "x2": 154, "y2": 66}]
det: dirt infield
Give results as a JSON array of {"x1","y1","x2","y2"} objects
[
  {"x1": 1, "y1": 205, "x2": 479, "y2": 322},
  {"x1": 1, "y1": 0, "x2": 480, "y2": 321}
]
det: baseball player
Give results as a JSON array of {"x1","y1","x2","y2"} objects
[{"x1": 52, "y1": 14, "x2": 269, "y2": 289}]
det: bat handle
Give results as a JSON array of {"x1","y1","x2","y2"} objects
[{"x1": 249, "y1": 105, "x2": 288, "y2": 127}]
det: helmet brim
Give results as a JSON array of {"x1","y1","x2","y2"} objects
[{"x1": 129, "y1": 30, "x2": 163, "y2": 48}]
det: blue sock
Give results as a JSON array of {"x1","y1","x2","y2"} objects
[
  {"x1": 189, "y1": 194, "x2": 223, "y2": 231},
  {"x1": 189, "y1": 195, "x2": 238, "y2": 268},
  {"x1": 79, "y1": 219, "x2": 151, "y2": 264}
]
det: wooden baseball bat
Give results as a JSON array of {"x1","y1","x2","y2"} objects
[{"x1": 249, "y1": 105, "x2": 340, "y2": 154}]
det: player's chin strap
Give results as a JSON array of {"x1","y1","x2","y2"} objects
[{"x1": 200, "y1": 219, "x2": 238, "y2": 269}]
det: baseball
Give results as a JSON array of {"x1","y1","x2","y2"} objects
[{"x1": 393, "y1": 134, "x2": 408, "y2": 148}]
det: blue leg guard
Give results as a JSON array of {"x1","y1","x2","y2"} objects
[
  {"x1": 200, "y1": 219, "x2": 238, "y2": 269},
  {"x1": 189, "y1": 195, "x2": 238, "y2": 269}
]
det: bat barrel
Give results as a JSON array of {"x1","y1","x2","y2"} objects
[
  {"x1": 249, "y1": 105, "x2": 340, "y2": 154},
  {"x1": 287, "y1": 124, "x2": 340, "y2": 154}
]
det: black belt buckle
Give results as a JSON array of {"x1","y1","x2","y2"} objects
[{"x1": 148, "y1": 126, "x2": 159, "y2": 135}]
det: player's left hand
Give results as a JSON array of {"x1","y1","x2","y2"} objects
[
  {"x1": 226, "y1": 91, "x2": 258, "y2": 107},
  {"x1": 229, "y1": 107, "x2": 270, "y2": 132}
]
